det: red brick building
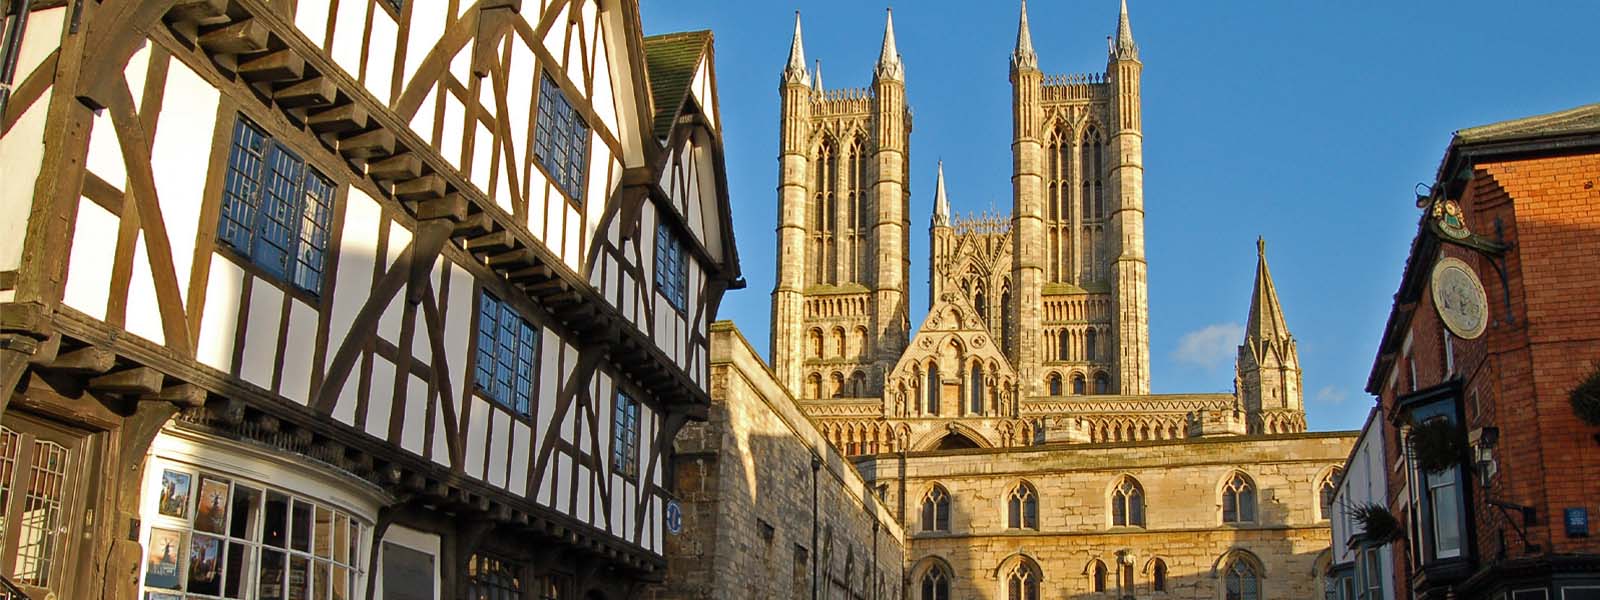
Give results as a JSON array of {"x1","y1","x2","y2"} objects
[{"x1": 1365, "y1": 103, "x2": 1600, "y2": 600}]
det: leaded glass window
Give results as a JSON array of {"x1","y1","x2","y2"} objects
[
  {"x1": 475, "y1": 292, "x2": 540, "y2": 416},
  {"x1": 920, "y1": 565, "x2": 948, "y2": 600},
  {"x1": 612, "y1": 392, "x2": 641, "y2": 478},
  {"x1": 920, "y1": 486, "x2": 949, "y2": 532},
  {"x1": 655, "y1": 221, "x2": 689, "y2": 311},
  {"x1": 1005, "y1": 563, "x2": 1038, "y2": 600},
  {"x1": 1111, "y1": 476, "x2": 1145, "y2": 527},
  {"x1": 1224, "y1": 558, "x2": 1260, "y2": 600},
  {"x1": 466, "y1": 553, "x2": 522, "y2": 600},
  {"x1": 1006, "y1": 483, "x2": 1037, "y2": 530},
  {"x1": 534, "y1": 75, "x2": 589, "y2": 200},
  {"x1": 1222, "y1": 472, "x2": 1257, "y2": 524},
  {"x1": 216, "y1": 117, "x2": 336, "y2": 296}
]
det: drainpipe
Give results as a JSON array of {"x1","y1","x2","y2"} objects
[
  {"x1": 871, "y1": 519, "x2": 879, "y2": 600},
  {"x1": 811, "y1": 453, "x2": 821, "y2": 600}
]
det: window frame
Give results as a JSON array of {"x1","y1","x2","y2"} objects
[
  {"x1": 1006, "y1": 482, "x2": 1038, "y2": 530},
  {"x1": 473, "y1": 291, "x2": 542, "y2": 418},
  {"x1": 920, "y1": 564, "x2": 949, "y2": 600},
  {"x1": 920, "y1": 485, "x2": 950, "y2": 533},
  {"x1": 654, "y1": 219, "x2": 691, "y2": 313},
  {"x1": 465, "y1": 552, "x2": 524, "y2": 600},
  {"x1": 214, "y1": 115, "x2": 338, "y2": 299},
  {"x1": 1221, "y1": 472, "x2": 1258, "y2": 525},
  {"x1": 0, "y1": 415, "x2": 90, "y2": 598},
  {"x1": 1110, "y1": 476, "x2": 1145, "y2": 528},
  {"x1": 611, "y1": 390, "x2": 641, "y2": 479}
]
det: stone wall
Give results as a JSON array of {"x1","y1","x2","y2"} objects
[
  {"x1": 860, "y1": 432, "x2": 1355, "y2": 599},
  {"x1": 652, "y1": 322, "x2": 906, "y2": 599}
]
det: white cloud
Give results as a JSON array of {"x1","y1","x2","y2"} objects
[
  {"x1": 1315, "y1": 386, "x2": 1349, "y2": 405},
  {"x1": 1173, "y1": 323, "x2": 1244, "y2": 370}
]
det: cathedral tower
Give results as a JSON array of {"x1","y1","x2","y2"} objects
[
  {"x1": 1009, "y1": 0, "x2": 1149, "y2": 397},
  {"x1": 1236, "y1": 238, "x2": 1306, "y2": 434},
  {"x1": 771, "y1": 11, "x2": 912, "y2": 401}
]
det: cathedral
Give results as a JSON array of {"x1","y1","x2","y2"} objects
[{"x1": 754, "y1": 1, "x2": 1357, "y2": 598}]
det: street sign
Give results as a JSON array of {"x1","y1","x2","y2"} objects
[{"x1": 666, "y1": 499, "x2": 683, "y2": 535}]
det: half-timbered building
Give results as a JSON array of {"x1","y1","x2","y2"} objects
[{"x1": 0, "y1": 0, "x2": 738, "y2": 597}]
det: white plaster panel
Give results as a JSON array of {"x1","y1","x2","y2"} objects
[
  {"x1": 488, "y1": 409, "x2": 511, "y2": 488},
  {"x1": 365, "y1": 9, "x2": 398, "y2": 105},
  {"x1": 292, "y1": 0, "x2": 332, "y2": 48},
  {"x1": 555, "y1": 452, "x2": 571, "y2": 513},
  {"x1": 124, "y1": 44, "x2": 152, "y2": 114},
  {"x1": 239, "y1": 280, "x2": 284, "y2": 389},
  {"x1": 278, "y1": 299, "x2": 319, "y2": 405},
  {"x1": 539, "y1": 4, "x2": 568, "y2": 64},
  {"x1": 196, "y1": 256, "x2": 245, "y2": 372},
  {"x1": 84, "y1": 110, "x2": 126, "y2": 189},
  {"x1": 465, "y1": 397, "x2": 490, "y2": 479},
  {"x1": 542, "y1": 188, "x2": 564, "y2": 258},
  {"x1": 401, "y1": 374, "x2": 428, "y2": 455},
  {"x1": 508, "y1": 420, "x2": 531, "y2": 495},
  {"x1": 471, "y1": 121, "x2": 494, "y2": 199},
  {"x1": 440, "y1": 93, "x2": 466, "y2": 173},
  {"x1": 404, "y1": 0, "x2": 449, "y2": 86},
  {"x1": 118, "y1": 240, "x2": 164, "y2": 345},
  {"x1": 408, "y1": 84, "x2": 438, "y2": 146},
  {"x1": 562, "y1": 202, "x2": 580, "y2": 271},
  {"x1": 0, "y1": 90, "x2": 52, "y2": 271},
  {"x1": 365, "y1": 357, "x2": 396, "y2": 439},
  {"x1": 14, "y1": 8, "x2": 63, "y2": 81},
  {"x1": 506, "y1": 39, "x2": 535, "y2": 183},
  {"x1": 525, "y1": 171, "x2": 548, "y2": 238},
  {"x1": 443, "y1": 262, "x2": 474, "y2": 408},
  {"x1": 574, "y1": 463, "x2": 590, "y2": 523},
  {"x1": 329, "y1": 0, "x2": 367, "y2": 79},
  {"x1": 591, "y1": 20, "x2": 618, "y2": 136},
  {"x1": 429, "y1": 397, "x2": 450, "y2": 466},
  {"x1": 377, "y1": 221, "x2": 411, "y2": 343},
  {"x1": 328, "y1": 190, "x2": 381, "y2": 367},
  {"x1": 150, "y1": 61, "x2": 220, "y2": 305},
  {"x1": 562, "y1": 20, "x2": 584, "y2": 92}
]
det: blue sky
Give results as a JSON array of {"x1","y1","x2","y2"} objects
[{"x1": 640, "y1": 1, "x2": 1600, "y2": 432}]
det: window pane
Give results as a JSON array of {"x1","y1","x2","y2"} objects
[
  {"x1": 0, "y1": 429, "x2": 15, "y2": 551},
  {"x1": 260, "y1": 549, "x2": 287, "y2": 600},
  {"x1": 334, "y1": 513, "x2": 350, "y2": 566},
  {"x1": 225, "y1": 542, "x2": 253, "y2": 599},
  {"x1": 292, "y1": 171, "x2": 335, "y2": 294},
  {"x1": 315, "y1": 505, "x2": 333, "y2": 558},
  {"x1": 219, "y1": 118, "x2": 269, "y2": 252},
  {"x1": 187, "y1": 534, "x2": 225, "y2": 595},
  {"x1": 265, "y1": 492, "x2": 290, "y2": 548},
  {"x1": 252, "y1": 145, "x2": 307, "y2": 280},
  {"x1": 1430, "y1": 470, "x2": 1462, "y2": 558},
  {"x1": 13, "y1": 439, "x2": 70, "y2": 586},
  {"x1": 476, "y1": 293, "x2": 499, "y2": 399},
  {"x1": 230, "y1": 485, "x2": 263, "y2": 539},
  {"x1": 288, "y1": 554, "x2": 310, "y2": 600},
  {"x1": 314, "y1": 561, "x2": 331, "y2": 600},
  {"x1": 290, "y1": 499, "x2": 313, "y2": 552}
]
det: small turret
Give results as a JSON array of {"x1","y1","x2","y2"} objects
[
  {"x1": 1111, "y1": 0, "x2": 1137, "y2": 60},
  {"x1": 783, "y1": 11, "x2": 810, "y2": 86},
  {"x1": 874, "y1": 9, "x2": 904, "y2": 83},
  {"x1": 1012, "y1": 0, "x2": 1038, "y2": 72},
  {"x1": 1235, "y1": 237, "x2": 1306, "y2": 434}
]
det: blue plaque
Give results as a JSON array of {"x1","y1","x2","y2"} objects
[
  {"x1": 1566, "y1": 508, "x2": 1589, "y2": 537},
  {"x1": 665, "y1": 499, "x2": 683, "y2": 535}
]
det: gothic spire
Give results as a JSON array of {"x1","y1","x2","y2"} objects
[
  {"x1": 1244, "y1": 237, "x2": 1293, "y2": 356},
  {"x1": 874, "y1": 8, "x2": 904, "y2": 82},
  {"x1": 933, "y1": 161, "x2": 950, "y2": 226},
  {"x1": 783, "y1": 11, "x2": 811, "y2": 86},
  {"x1": 1112, "y1": 0, "x2": 1138, "y2": 59},
  {"x1": 1012, "y1": 0, "x2": 1038, "y2": 70},
  {"x1": 813, "y1": 59, "x2": 824, "y2": 91}
]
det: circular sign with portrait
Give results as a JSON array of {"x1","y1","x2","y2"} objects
[{"x1": 1431, "y1": 257, "x2": 1489, "y2": 339}]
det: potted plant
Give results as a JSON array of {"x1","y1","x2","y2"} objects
[
  {"x1": 1572, "y1": 364, "x2": 1600, "y2": 427},
  {"x1": 1407, "y1": 418, "x2": 1470, "y2": 474},
  {"x1": 1351, "y1": 503, "x2": 1403, "y2": 544}
]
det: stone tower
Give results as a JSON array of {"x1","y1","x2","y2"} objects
[
  {"x1": 1008, "y1": 0, "x2": 1149, "y2": 397},
  {"x1": 1236, "y1": 238, "x2": 1306, "y2": 434},
  {"x1": 771, "y1": 11, "x2": 912, "y2": 401}
]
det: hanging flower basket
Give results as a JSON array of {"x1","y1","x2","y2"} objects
[
  {"x1": 1572, "y1": 364, "x2": 1600, "y2": 427},
  {"x1": 1351, "y1": 503, "x2": 1403, "y2": 544},
  {"x1": 1407, "y1": 418, "x2": 1469, "y2": 474}
]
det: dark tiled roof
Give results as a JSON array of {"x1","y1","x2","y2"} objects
[
  {"x1": 643, "y1": 31, "x2": 711, "y2": 139},
  {"x1": 1454, "y1": 102, "x2": 1600, "y2": 145}
]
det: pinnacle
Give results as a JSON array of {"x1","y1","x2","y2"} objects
[
  {"x1": 813, "y1": 59, "x2": 823, "y2": 91},
  {"x1": 1113, "y1": 0, "x2": 1137, "y2": 58},
  {"x1": 784, "y1": 11, "x2": 811, "y2": 86},
  {"x1": 1013, "y1": 0, "x2": 1038, "y2": 70},
  {"x1": 1244, "y1": 237, "x2": 1292, "y2": 356},
  {"x1": 874, "y1": 8, "x2": 904, "y2": 82},
  {"x1": 934, "y1": 160, "x2": 950, "y2": 226}
]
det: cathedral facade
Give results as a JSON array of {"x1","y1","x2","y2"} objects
[{"x1": 758, "y1": 2, "x2": 1355, "y2": 599}]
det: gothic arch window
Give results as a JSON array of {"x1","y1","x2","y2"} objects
[
  {"x1": 1006, "y1": 481, "x2": 1038, "y2": 530},
  {"x1": 1318, "y1": 467, "x2": 1342, "y2": 521},
  {"x1": 807, "y1": 328, "x2": 824, "y2": 359},
  {"x1": 1000, "y1": 288, "x2": 1014, "y2": 352},
  {"x1": 1093, "y1": 372, "x2": 1110, "y2": 395},
  {"x1": 1150, "y1": 558, "x2": 1168, "y2": 592},
  {"x1": 921, "y1": 485, "x2": 951, "y2": 532},
  {"x1": 1071, "y1": 373, "x2": 1086, "y2": 395},
  {"x1": 1111, "y1": 476, "x2": 1145, "y2": 527},
  {"x1": 920, "y1": 564, "x2": 950, "y2": 600},
  {"x1": 847, "y1": 136, "x2": 868, "y2": 283},
  {"x1": 1046, "y1": 126, "x2": 1072, "y2": 283},
  {"x1": 926, "y1": 363, "x2": 940, "y2": 414},
  {"x1": 1222, "y1": 472, "x2": 1258, "y2": 524},
  {"x1": 812, "y1": 139, "x2": 837, "y2": 285},
  {"x1": 973, "y1": 288, "x2": 987, "y2": 322},
  {"x1": 1085, "y1": 328, "x2": 1098, "y2": 361},
  {"x1": 1089, "y1": 559, "x2": 1109, "y2": 592},
  {"x1": 1047, "y1": 373, "x2": 1062, "y2": 396},
  {"x1": 968, "y1": 362, "x2": 985, "y2": 415},
  {"x1": 1003, "y1": 559, "x2": 1040, "y2": 600},
  {"x1": 1220, "y1": 552, "x2": 1264, "y2": 600},
  {"x1": 1057, "y1": 330, "x2": 1070, "y2": 361}
]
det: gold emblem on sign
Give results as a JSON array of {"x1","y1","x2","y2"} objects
[
  {"x1": 1431, "y1": 257, "x2": 1489, "y2": 339},
  {"x1": 1433, "y1": 200, "x2": 1471, "y2": 239}
]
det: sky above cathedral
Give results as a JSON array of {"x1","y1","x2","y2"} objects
[{"x1": 640, "y1": 0, "x2": 1600, "y2": 432}]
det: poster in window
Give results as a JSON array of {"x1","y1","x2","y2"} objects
[
  {"x1": 145, "y1": 528, "x2": 185, "y2": 589},
  {"x1": 195, "y1": 476, "x2": 231, "y2": 534},
  {"x1": 159, "y1": 469, "x2": 193, "y2": 518},
  {"x1": 188, "y1": 534, "x2": 224, "y2": 595}
]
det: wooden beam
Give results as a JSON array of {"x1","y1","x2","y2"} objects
[
  {"x1": 155, "y1": 383, "x2": 207, "y2": 407},
  {"x1": 89, "y1": 366, "x2": 164, "y2": 395},
  {"x1": 166, "y1": 0, "x2": 231, "y2": 26},
  {"x1": 450, "y1": 213, "x2": 494, "y2": 238},
  {"x1": 393, "y1": 174, "x2": 446, "y2": 201},
  {"x1": 307, "y1": 103, "x2": 369, "y2": 134},
  {"x1": 239, "y1": 50, "x2": 305, "y2": 82},
  {"x1": 49, "y1": 346, "x2": 116, "y2": 374},
  {"x1": 506, "y1": 264, "x2": 555, "y2": 283},
  {"x1": 462, "y1": 230, "x2": 515, "y2": 253},
  {"x1": 338, "y1": 128, "x2": 396, "y2": 159},
  {"x1": 414, "y1": 194, "x2": 470, "y2": 221},
  {"x1": 485, "y1": 248, "x2": 533, "y2": 269},
  {"x1": 368, "y1": 153, "x2": 422, "y2": 181},
  {"x1": 275, "y1": 77, "x2": 338, "y2": 108},
  {"x1": 198, "y1": 19, "x2": 270, "y2": 54}
]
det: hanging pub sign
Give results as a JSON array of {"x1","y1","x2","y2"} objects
[{"x1": 1431, "y1": 257, "x2": 1489, "y2": 339}]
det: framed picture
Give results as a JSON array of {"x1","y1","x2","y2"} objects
[
  {"x1": 145, "y1": 528, "x2": 185, "y2": 590},
  {"x1": 195, "y1": 476, "x2": 231, "y2": 534},
  {"x1": 146, "y1": 593, "x2": 183, "y2": 600},
  {"x1": 158, "y1": 470, "x2": 193, "y2": 519},
  {"x1": 188, "y1": 534, "x2": 224, "y2": 595}
]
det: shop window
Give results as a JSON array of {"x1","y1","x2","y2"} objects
[
  {"x1": 217, "y1": 116, "x2": 336, "y2": 296},
  {"x1": 475, "y1": 292, "x2": 540, "y2": 416},
  {"x1": 611, "y1": 392, "x2": 641, "y2": 478},
  {"x1": 143, "y1": 464, "x2": 364, "y2": 599},
  {"x1": 466, "y1": 553, "x2": 523, "y2": 600},
  {"x1": 534, "y1": 75, "x2": 589, "y2": 200},
  {"x1": 0, "y1": 422, "x2": 85, "y2": 594}
]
